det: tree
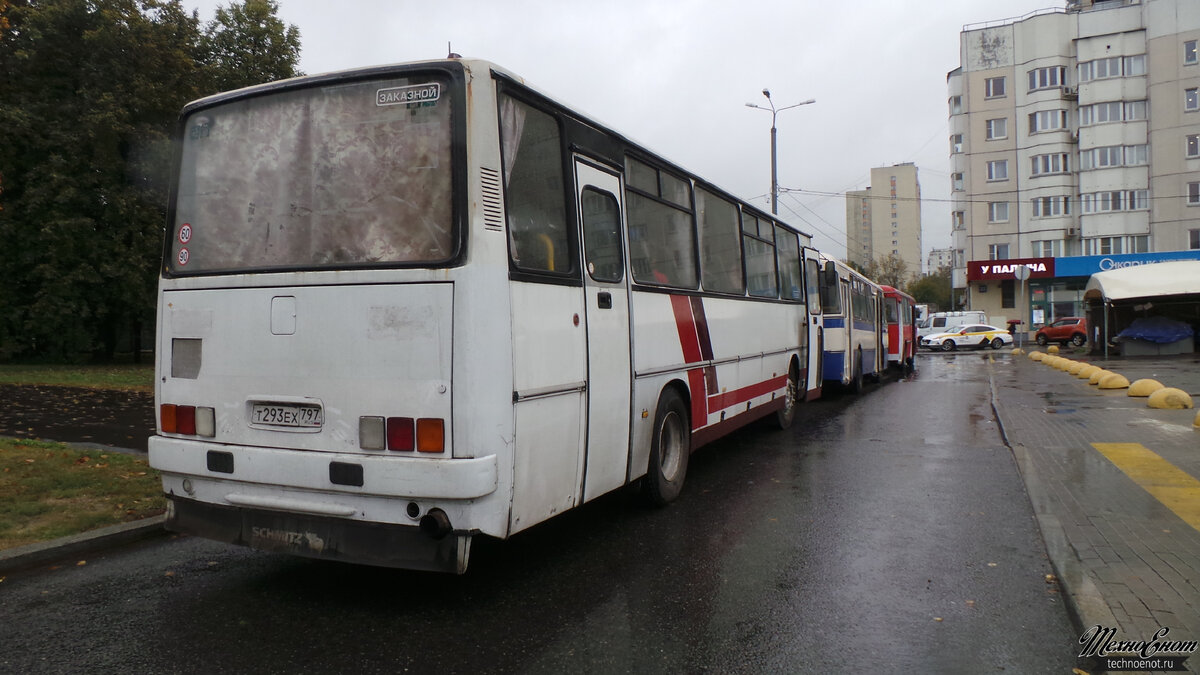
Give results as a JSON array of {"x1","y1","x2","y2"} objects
[
  {"x1": 908, "y1": 266, "x2": 953, "y2": 311},
  {"x1": 201, "y1": 0, "x2": 301, "y2": 93},
  {"x1": 868, "y1": 253, "x2": 913, "y2": 290},
  {"x1": 0, "y1": 0, "x2": 301, "y2": 361}
]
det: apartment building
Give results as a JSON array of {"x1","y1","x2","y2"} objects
[
  {"x1": 927, "y1": 247, "x2": 955, "y2": 273},
  {"x1": 844, "y1": 163, "x2": 923, "y2": 278},
  {"x1": 947, "y1": 0, "x2": 1200, "y2": 328}
]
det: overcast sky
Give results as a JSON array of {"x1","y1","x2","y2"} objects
[{"x1": 188, "y1": 0, "x2": 1061, "y2": 266}]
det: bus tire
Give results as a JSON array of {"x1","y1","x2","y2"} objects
[
  {"x1": 849, "y1": 350, "x2": 864, "y2": 394},
  {"x1": 643, "y1": 388, "x2": 690, "y2": 506},
  {"x1": 774, "y1": 362, "x2": 799, "y2": 430}
]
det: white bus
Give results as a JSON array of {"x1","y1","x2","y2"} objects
[
  {"x1": 817, "y1": 257, "x2": 885, "y2": 393},
  {"x1": 149, "y1": 58, "x2": 822, "y2": 573}
]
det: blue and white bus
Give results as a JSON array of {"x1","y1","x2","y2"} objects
[{"x1": 817, "y1": 256, "x2": 886, "y2": 393}]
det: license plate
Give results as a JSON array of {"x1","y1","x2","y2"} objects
[{"x1": 251, "y1": 403, "x2": 323, "y2": 428}]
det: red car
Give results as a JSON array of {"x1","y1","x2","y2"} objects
[{"x1": 1036, "y1": 317, "x2": 1088, "y2": 347}]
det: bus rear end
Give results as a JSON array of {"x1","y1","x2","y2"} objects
[{"x1": 149, "y1": 62, "x2": 497, "y2": 573}]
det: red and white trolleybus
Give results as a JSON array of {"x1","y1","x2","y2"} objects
[{"x1": 880, "y1": 285, "x2": 916, "y2": 373}]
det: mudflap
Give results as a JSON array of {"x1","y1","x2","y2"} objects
[{"x1": 165, "y1": 496, "x2": 471, "y2": 574}]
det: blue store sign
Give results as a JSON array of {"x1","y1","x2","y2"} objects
[{"x1": 1054, "y1": 250, "x2": 1200, "y2": 277}]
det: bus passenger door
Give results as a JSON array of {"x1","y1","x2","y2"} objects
[
  {"x1": 574, "y1": 159, "x2": 632, "y2": 502},
  {"x1": 801, "y1": 248, "x2": 824, "y2": 400}
]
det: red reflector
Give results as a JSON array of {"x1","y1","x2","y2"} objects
[
  {"x1": 161, "y1": 404, "x2": 178, "y2": 433},
  {"x1": 416, "y1": 418, "x2": 444, "y2": 453},
  {"x1": 386, "y1": 417, "x2": 414, "y2": 451},
  {"x1": 177, "y1": 405, "x2": 197, "y2": 436}
]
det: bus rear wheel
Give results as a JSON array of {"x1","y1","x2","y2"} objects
[
  {"x1": 774, "y1": 364, "x2": 798, "y2": 430},
  {"x1": 849, "y1": 350, "x2": 864, "y2": 394},
  {"x1": 644, "y1": 388, "x2": 690, "y2": 506}
]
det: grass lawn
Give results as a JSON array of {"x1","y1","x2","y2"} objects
[
  {"x1": 0, "y1": 363, "x2": 154, "y2": 392},
  {"x1": 0, "y1": 438, "x2": 164, "y2": 551}
]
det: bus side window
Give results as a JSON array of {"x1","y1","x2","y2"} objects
[
  {"x1": 696, "y1": 187, "x2": 745, "y2": 295},
  {"x1": 624, "y1": 156, "x2": 698, "y2": 289},
  {"x1": 774, "y1": 226, "x2": 801, "y2": 301},
  {"x1": 805, "y1": 258, "x2": 822, "y2": 313},
  {"x1": 500, "y1": 94, "x2": 572, "y2": 275},
  {"x1": 743, "y1": 213, "x2": 777, "y2": 298}
]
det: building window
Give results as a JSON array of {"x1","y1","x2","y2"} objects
[
  {"x1": 950, "y1": 95, "x2": 962, "y2": 115},
  {"x1": 1124, "y1": 100, "x2": 1147, "y2": 121},
  {"x1": 1124, "y1": 55, "x2": 1147, "y2": 77},
  {"x1": 1125, "y1": 144, "x2": 1149, "y2": 165},
  {"x1": 1001, "y1": 280, "x2": 1015, "y2": 309},
  {"x1": 1032, "y1": 196, "x2": 1071, "y2": 217},
  {"x1": 1081, "y1": 190, "x2": 1150, "y2": 213},
  {"x1": 1189, "y1": 182, "x2": 1200, "y2": 205},
  {"x1": 1031, "y1": 153, "x2": 1069, "y2": 176},
  {"x1": 1188, "y1": 134, "x2": 1200, "y2": 158},
  {"x1": 952, "y1": 211, "x2": 965, "y2": 230},
  {"x1": 988, "y1": 202, "x2": 1010, "y2": 223},
  {"x1": 1080, "y1": 145, "x2": 1149, "y2": 169},
  {"x1": 1031, "y1": 239, "x2": 1062, "y2": 257},
  {"x1": 986, "y1": 160, "x2": 1009, "y2": 182},
  {"x1": 985, "y1": 77, "x2": 1006, "y2": 99},
  {"x1": 952, "y1": 173, "x2": 964, "y2": 191},
  {"x1": 1190, "y1": 229, "x2": 1200, "y2": 250},
  {"x1": 988, "y1": 243, "x2": 1010, "y2": 260},
  {"x1": 1078, "y1": 57, "x2": 1122, "y2": 82},
  {"x1": 1028, "y1": 66, "x2": 1066, "y2": 91},
  {"x1": 986, "y1": 118, "x2": 1008, "y2": 140},
  {"x1": 951, "y1": 134, "x2": 963, "y2": 154},
  {"x1": 1079, "y1": 101, "x2": 1123, "y2": 126},
  {"x1": 1187, "y1": 88, "x2": 1199, "y2": 112},
  {"x1": 1185, "y1": 40, "x2": 1197, "y2": 66},
  {"x1": 1029, "y1": 109, "x2": 1068, "y2": 133},
  {"x1": 1079, "y1": 146, "x2": 1122, "y2": 170}
]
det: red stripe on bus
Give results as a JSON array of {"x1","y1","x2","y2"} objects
[
  {"x1": 689, "y1": 296, "x2": 719, "y2": 395},
  {"x1": 668, "y1": 294, "x2": 708, "y2": 426},
  {"x1": 706, "y1": 374, "x2": 789, "y2": 411}
]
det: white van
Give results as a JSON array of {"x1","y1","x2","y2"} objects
[{"x1": 917, "y1": 310, "x2": 988, "y2": 338}]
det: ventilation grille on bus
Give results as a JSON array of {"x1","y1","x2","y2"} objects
[{"x1": 480, "y1": 167, "x2": 504, "y2": 231}]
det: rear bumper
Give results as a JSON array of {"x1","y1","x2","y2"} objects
[
  {"x1": 165, "y1": 496, "x2": 471, "y2": 573},
  {"x1": 149, "y1": 435, "x2": 497, "y2": 500}
]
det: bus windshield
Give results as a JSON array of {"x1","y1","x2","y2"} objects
[{"x1": 169, "y1": 75, "x2": 455, "y2": 274}]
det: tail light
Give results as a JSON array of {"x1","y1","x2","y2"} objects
[
  {"x1": 161, "y1": 403, "x2": 215, "y2": 438},
  {"x1": 359, "y1": 415, "x2": 445, "y2": 453}
]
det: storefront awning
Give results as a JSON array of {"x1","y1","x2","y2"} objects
[{"x1": 1083, "y1": 260, "x2": 1200, "y2": 302}]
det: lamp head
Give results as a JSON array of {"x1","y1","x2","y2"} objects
[{"x1": 762, "y1": 88, "x2": 771, "y2": 99}]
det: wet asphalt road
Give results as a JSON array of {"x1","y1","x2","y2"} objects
[
  {"x1": 0, "y1": 383, "x2": 155, "y2": 452},
  {"x1": 0, "y1": 353, "x2": 1077, "y2": 673}
]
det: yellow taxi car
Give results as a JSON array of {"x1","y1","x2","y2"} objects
[{"x1": 920, "y1": 323, "x2": 1013, "y2": 352}]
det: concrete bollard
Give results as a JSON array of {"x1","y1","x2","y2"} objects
[
  {"x1": 1127, "y1": 379, "x2": 1165, "y2": 398},
  {"x1": 1099, "y1": 373, "x2": 1130, "y2": 389},
  {"x1": 1146, "y1": 388, "x2": 1194, "y2": 410}
]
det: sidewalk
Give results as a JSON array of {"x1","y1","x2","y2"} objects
[{"x1": 988, "y1": 349, "x2": 1200, "y2": 670}]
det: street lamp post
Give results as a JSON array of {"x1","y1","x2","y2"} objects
[{"x1": 746, "y1": 89, "x2": 815, "y2": 215}]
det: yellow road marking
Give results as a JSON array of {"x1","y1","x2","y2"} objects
[{"x1": 1092, "y1": 442, "x2": 1200, "y2": 532}]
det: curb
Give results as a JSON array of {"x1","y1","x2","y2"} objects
[
  {"x1": 0, "y1": 514, "x2": 169, "y2": 575},
  {"x1": 986, "y1": 361, "x2": 1115, "y2": 638}
]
